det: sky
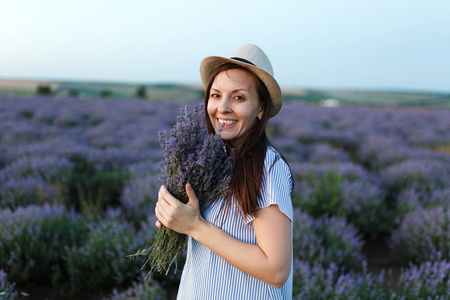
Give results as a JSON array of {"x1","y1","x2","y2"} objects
[{"x1": 1, "y1": 0, "x2": 449, "y2": 92}]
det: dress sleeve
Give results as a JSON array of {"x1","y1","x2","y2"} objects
[{"x1": 245, "y1": 147, "x2": 293, "y2": 226}]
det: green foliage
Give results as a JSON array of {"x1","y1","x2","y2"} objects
[
  {"x1": 66, "y1": 212, "x2": 150, "y2": 289},
  {"x1": 16, "y1": 109, "x2": 34, "y2": 120},
  {"x1": 0, "y1": 205, "x2": 155, "y2": 292},
  {"x1": 292, "y1": 260, "x2": 388, "y2": 299},
  {"x1": 105, "y1": 276, "x2": 166, "y2": 300},
  {"x1": 100, "y1": 89, "x2": 112, "y2": 97},
  {"x1": 36, "y1": 85, "x2": 53, "y2": 95},
  {"x1": 293, "y1": 166, "x2": 396, "y2": 237},
  {"x1": 68, "y1": 89, "x2": 79, "y2": 97},
  {"x1": 293, "y1": 209, "x2": 364, "y2": 272},
  {"x1": 390, "y1": 260, "x2": 450, "y2": 299},
  {"x1": 390, "y1": 206, "x2": 450, "y2": 263},
  {"x1": 62, "y1": 154, "x2": 130, "y2": 214},
  {"x1": 0, "y1": 269, "x2": 20, "y2": 300},
  {"x1": 135, "y1": 86, "x2": 148, "y2": 99},
  {"x1": 293, "y1": 168, "x2": 344, "y2": 217},
  {"x1": 342, "y1": 181, "x2": 396, "y2": 237},
  {"x1": 0, "y1": 205, "x2": 89, "y2": 286}
]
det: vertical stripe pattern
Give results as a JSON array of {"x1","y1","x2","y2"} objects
[{"x1": 177, "y1": 146, "x2": 293, "y2": 299}]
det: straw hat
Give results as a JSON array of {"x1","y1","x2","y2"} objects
[{"x1": 200, "y1": 44, "x2": 282, "y2": 118}]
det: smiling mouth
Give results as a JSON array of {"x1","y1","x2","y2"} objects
[{"x1": 218, "y1": 118, "x2": 237, "y2": 126}]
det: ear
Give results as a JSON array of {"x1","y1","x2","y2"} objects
[{"x1": 257, "y1": 105, "x2": 264, "y2": 120}]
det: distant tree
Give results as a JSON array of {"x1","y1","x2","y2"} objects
[
  {"x1": 36, "y1": 85, "x2": 53, "y2": 95},
  {"x1": 68, "y1": 89, "x2": 79, "y2": 97},
  {"x1": 136, "y1": 85, "x2": 148, "y2": 99},
  {"x1": 100, "y1": 89, "x2": 112, "y2": 98}
]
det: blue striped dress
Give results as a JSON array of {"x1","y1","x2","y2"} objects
[{"x1": 177, "y1": 146, "x2": 293, "y2": 299}]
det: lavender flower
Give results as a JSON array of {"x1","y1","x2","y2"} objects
[
  {"x1": 380, "y1": 159, "x2": 450, "y2": 194},
  {"x1": 104, "y1": 274, "x2": 166, "y2": 300},
  {"x1": 129, "y1": 104, "x2": 234, "y2": 275},
  {"x1": 341, "y1": 179, "x2": 394, "y2": 236},
  {"x1": 120, "y1": 172, "x2": 160, "y2": 222},
  {"x1": 66, "y1": 209, "x2": 152, "y2": 289},
  {"x1": 0, "y1": 269, "x2": 19, "y2": 300},
  {"x1": 394, "y1": 260, "x2": 450, "y2": 298},
  {"x1": 293, "y1": 260, "x2": 387, "y2": 299},
  {"x1": 389, "y1": 206, "x2": 450, "y2": 263},
  {"x1": 397, "y1": 185, "x2": 450, "y2": 218},
  {"x1": 293, "y1": 208, "x2": 364, "y2": 271},
  {"x1": 0, "y1": 204, "x2": 88, "y2": 285}
]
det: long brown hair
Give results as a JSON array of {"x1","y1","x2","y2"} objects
[{"x1": 204, "y1": 63, "x2": 292, "y2": 219}]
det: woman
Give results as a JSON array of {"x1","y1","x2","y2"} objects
[{"x1": 155, "y1": 44, "x2": 293, "y2": 299}]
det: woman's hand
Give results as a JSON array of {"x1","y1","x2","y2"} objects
[{"x1": 155, "y1": 183, "x2": 205, "y2": 236}]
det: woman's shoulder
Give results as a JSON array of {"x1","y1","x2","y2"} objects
[
  {"x1": 263, "y1": 146, "x2": 292, "y2": 187},
  {"x1": 256, "y1": 145, "x2": 293, "y2": 222},
  {"x1": 264, "y1": 146, "x2": 288, "y2": 171}
]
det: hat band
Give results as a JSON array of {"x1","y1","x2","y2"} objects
[{"x1": 230, "y1": 57, "x2": 256, "y2": 66}]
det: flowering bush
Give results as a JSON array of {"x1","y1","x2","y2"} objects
[
  {"x1": 292, "y1": 260, "x2": 387, "y2": 299},
  {"x1": 291, "y1": 163, "x2": 345, "y2": 217},
  {"x1": 1, "y1": 96, "x2": 450, "y2": 297},
  {"x1": 307, "y1": 143, "x2": 352, "y2": 163},
  {"x1": 66, "y1": 208, "x2": 154, "y2": 289},
  {"x1": 393, "y1": 260, "x2": 450, "y2": 299},
  {"x1": 0, "y1": 175, "x2": 59, "y2": 209},
  {"x1": 61, "y1": 153, "x2": 131, "y2": 214},
  {"x1": 0, "y1": 269, "x2": 20, "y2": 300},
  {"x1": 120, "y1": 171, "x2": 160, "y2": 223},
  {"x1": 0, "y1": 204, "x2": 88, "y2": 285},
  {"x1": 357, "y1": 136, "x2": 412, "y2": 171},
  {"x1": 396, "y1": 185, "x2": 450, "y2": 217},
  {"x1": 341, "y1": 180, "x2": 394, "y2": 236},
  {"x1": 390, "y1": 206, "x2": 450, "y2": 263},
  {"x1": 104, "y1": 275, "x2": 166, "y2": 300},
  {"x1": 293, "y1": 208, "x2": 364, "y2": 271},
  {"x1": 380, "y1": 159, "x2": 450, "y2": 196},
  {"x1": 292, "y1": 163, "x2": 392, "y2": 236},
  {"x1": 293, "y1": 260, "x2": 450, "y2": 299}
]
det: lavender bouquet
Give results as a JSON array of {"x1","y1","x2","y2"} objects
[{"x1": 129, "y1": 104, "x2": 234, "y2": 275}]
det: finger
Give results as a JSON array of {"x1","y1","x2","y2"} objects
[
  {"x1": 158, "y1": 186, "x2": 163, "y2": 201},
  {"x1": 156, "y1": 200, "x2": 170, "y2": 217},
  {"x1": 160, "y1": 185, "x2": 179, "y2": 206},
  {"x1": 155, "y1": 220, "x2": 162, "y2": 228},
  {"x1": 186, "y1": 183, "x2": 199, "y2": 207},
  {"x1": 157, "y1": 194, "x2": 173, "y2": 213},
  {"x1": 155, "y1": 205, "x2": 167, "y2": 226}
]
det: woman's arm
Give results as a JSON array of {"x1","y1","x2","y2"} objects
[{"x1": 155, "y1": 183, "x2": 292, "y2": 288}]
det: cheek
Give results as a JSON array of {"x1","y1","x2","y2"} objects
[
  {"x1": 207, "y1": 102, "x2": 216, "y2": 118},
  {"x1": 242, "y1": 109, "x2": 259, "y2": 124}
]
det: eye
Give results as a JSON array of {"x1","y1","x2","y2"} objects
[
  {"x1": 234, "y1": 95, "x2": 245, "y2": 101},
  {"x1": 210, "y1": 93, "x2": 220, "y2": 99}
]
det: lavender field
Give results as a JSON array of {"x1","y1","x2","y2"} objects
[{"x1": 1, "y1": 94, "x2": 450, "y2": 299}]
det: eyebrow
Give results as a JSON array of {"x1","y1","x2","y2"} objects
[{"x1": 210, "y1": 88, "x2": 249, "y2": 93}]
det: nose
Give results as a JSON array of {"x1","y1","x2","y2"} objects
[{"x1": 217, "y1": 97, "x2": 231, "y2": 114}]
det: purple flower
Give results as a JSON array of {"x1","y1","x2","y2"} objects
[
  {"x1": 0, "y1": 269, "x2": 19, "y2": 299},
  {"x1": 390, "y1": 206, "x2": 450, "y2": 263},
  {"x1": 133, "y1": 104, "x2": 234, "y2": 274},
  {"x1": 293, "y1": 208, "x2": 364, "y2": 271},
  {"x1": 395, "y1": 260, "x2": 450, "y2": 298}
]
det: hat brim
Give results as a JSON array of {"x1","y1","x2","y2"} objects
[{"x1": 200, "y1": 56, "x2": 282, "y2": 118}]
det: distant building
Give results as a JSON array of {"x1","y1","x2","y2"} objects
[{"x1": 320, "y1": 98, "x2": 340, "y2": 107}]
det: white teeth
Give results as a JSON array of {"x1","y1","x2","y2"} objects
[{"x1": 218, "y1": 119, "x2": 237, "y2": 125}]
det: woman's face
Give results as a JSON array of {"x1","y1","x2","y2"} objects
[{"x1": 207, "y1": 68, "x2": 263, "y2": 147}]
